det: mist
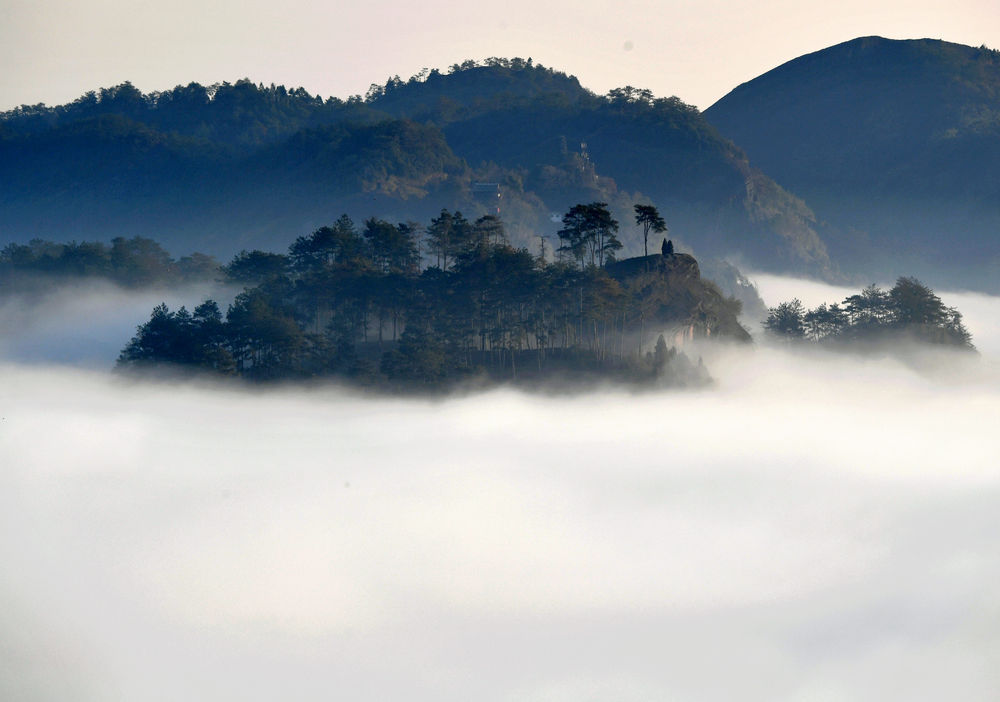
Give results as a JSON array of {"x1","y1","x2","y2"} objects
[
  {"x1": 0, "y1": 279, "x2": 232, "y2": 368},
  {"x1": 2, "y1": 278, "x2": 999, "y2": 701},
  {"x1": 751, "y1": 271, "x2": 1000, "y2": 357}
]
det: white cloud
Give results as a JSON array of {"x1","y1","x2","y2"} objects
[{"x1": 1, "y1": 279, "x2": 999, "y2": 700}]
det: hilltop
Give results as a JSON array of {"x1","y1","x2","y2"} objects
[
  {"x1": 705, "y1": 36, "x2": 1000, "y2": 291},
  {"x1": 117, "y1": 213, "x2": 748, "y2": 390}
]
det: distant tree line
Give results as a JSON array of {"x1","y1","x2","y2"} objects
[
  {"x1": 0, "y1": 236, "x2": 218, "y2": 291},
  {"x1": 763, "y1": 278, "x2": 974, "y2": 349},
  {"x1": 0, "y1": 80, "x2": 351, "y2": 150},
  {"x1": 118, "y1": 203, "x2": 717, "y2": 389},
  {"x1": 2, "y1": 58, "x2": 784, "y2": 273},
  {"x1": 1, "y1": 61, "x2": 699, "y2": 153}
]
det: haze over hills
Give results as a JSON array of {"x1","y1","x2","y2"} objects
[
  {"x1": 4, "y1": 31, "x2": 1000, "y2": 700},
  {"x1": 705, "y1": 36, "x2": 1000, "y2": 291},
  {"x1": 0, "y1": 60, "x2": 830, "y2": 278}
]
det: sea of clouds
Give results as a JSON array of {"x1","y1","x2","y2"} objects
[{"x1": 1, "y1": 277, "x2": 998, "y2": 701}]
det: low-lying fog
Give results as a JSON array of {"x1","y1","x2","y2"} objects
[
  {"x1": 0, "y1": 280, "x2": 232, "y2": 367},
  {"x1": 751, "y1": 272, "x2": 1000, "y2": 357},
  {"x1": 1, "y1": 277, "x2": 999, "y2": 701}
]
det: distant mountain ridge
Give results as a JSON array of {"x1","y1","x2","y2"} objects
[
  {"x1": 705, "y1": 36, "x2": 1000, "y2": 291},
  {"x1": 0, "y1": 60, "x2": 831, "y2": 280}
]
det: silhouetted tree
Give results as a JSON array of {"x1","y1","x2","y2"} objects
[
  {"x1": 763, "y1": 299, "x2": 806, "y2": 339},
  {"x1": 363, "y1": 218, "x2": 419, "y2": 275},
  {"x1": 117, "y1": 301, "x2": 234, "y2": 372},
  {"x1": 771, "y1": 279, "x2": 973, "y2": 349},
  {"x1": 803, "y1": 302, "x2": 848, "y2": 340},
  {"x1": 110, "y1": 236, "x2": 174, "y2": 286},
  {"x1": 472, "y1": 215, "x2": 507, "y2": 247},
  {"x1": 843, "y1": 284, "x2": 890, "y2": 326},
  {"x1": 888, "y1": 276, "x2": 947, "y2": 326},
  {"x1": 634, "y1": 204, "x2": 667, "y2": 257},
  {"x1": 557, "y1": 202, "x2": 621, "y2": 267},
  {"x1": 425, "y1": 209, "x2": 474, "y2": 271},
  {"x1": 222, "y1": 250, "x2": 289, "y2": 285},
  {"x1": 289, "y1": 215, "x2": 368, "y2": 274}
]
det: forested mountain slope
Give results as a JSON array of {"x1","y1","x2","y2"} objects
[
  {"x1": 1, "y1": 61, "x2": 831, "y2": 277},
  {"x1": 705, "y1": 36, "x2": 1000, "y2": 290},
  {"x1": 437, "y1": 90, "x2": 829, "y2": 271}
]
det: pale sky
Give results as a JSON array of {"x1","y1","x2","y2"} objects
[{"x1": 2, "y1": 0, "x2": 1000, "y2": 112}]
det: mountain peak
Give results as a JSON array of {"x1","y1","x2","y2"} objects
[
  {"x1": 704, "y1": 36, "x2": 1000, "y2": 290},
  {"x1": 366, "y1": 59, "x2": 593, "y2": 122}
]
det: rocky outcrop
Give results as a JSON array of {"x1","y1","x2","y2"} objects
[{"x1": 606, "y1": 253, "x2": 752, "y2": 343}]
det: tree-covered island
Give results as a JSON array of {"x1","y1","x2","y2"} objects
[
  {"x1": 117, "y1": 204, "x2": 748, "y2": 390},
  {"x1": 763, "y1": 278, "x2": 975, "y2": 350}
]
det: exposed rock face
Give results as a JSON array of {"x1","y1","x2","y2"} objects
[
  {"x1": 609, "y1": 251, "x2": 700, "y2": 280},
  {"x1": 606, "y1": 253, "x2": 751, "y2": 343}
]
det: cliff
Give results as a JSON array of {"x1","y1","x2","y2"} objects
[{"x1": 606, "y1": 253, "x2": 752, "y2": 343}]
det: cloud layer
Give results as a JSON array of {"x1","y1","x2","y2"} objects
[{"x1": 1, "y1": 280, "x2": 998, "y2": 701}]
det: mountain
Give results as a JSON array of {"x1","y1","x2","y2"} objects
[
  {"x1": 0, "y1": 62, "x2": 831, "y2": 278},
  {"x1": 366, "y1": 64, "x2": 831, "y2": 272},
  {"x1": 367, "y1": 59, "x2": 591, "y2": 121},
  {"x1": 705, "y1": 36, "x2": 1000, "y2": 291},
  {"x1": 432, "y1": 88, "x2": 829, "y2": 272}
]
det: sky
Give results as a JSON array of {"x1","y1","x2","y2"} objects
[{"x1": 3, "y1": 0, "x2": 1000, "y2": 112}]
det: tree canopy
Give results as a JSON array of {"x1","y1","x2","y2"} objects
[
  {"x1": 634, "y1": 204, "x2": 667, "y2": 257},
  {"x1": 557, "y1": 202, "x2": 622, "y2": 268},
  {"x1": 117, "y1": 204, "x2": 743, "y2": 389},
  {"x1": 0, "y1": 236, "x2": 218, "y2": 291},
  {"x1": 764, "y1": 278, "x2": 974, "y2": 349}
]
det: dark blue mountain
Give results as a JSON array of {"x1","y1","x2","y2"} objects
[
  {"x1": 0, "y1": 62, "x2": 831, "y2": 277},
  {"x1": 705, "y1": 36, "x2": 1000, "y2": 290}
]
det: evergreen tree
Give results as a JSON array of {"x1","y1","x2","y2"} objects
[
  {"x1": 425, "y1": 209, "x2": 474, "y2": 271},
  {"x1": 557, "y1": 202, "x2": 621, "y2": 268},
  {"x1": 223, "y1": 250, "x2": 289, "y2": 285},
  {"x1": 634, "y1": 204, "x2": 667, "y2": 257},
  {"x1": 763, "y1": 299, "x2": 806, "y2": 339},
  {"x1": 289, "y1": 215, "x2": 368, "y2": 274}
]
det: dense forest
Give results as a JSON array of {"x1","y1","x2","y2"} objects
[
  {"x1": 763, "y1": 277, "x2": 974, "y2": 349},
  {"x1": 116, "y1": 203, "x2": 746, "y2": 390},
  {"x1": 0, "y1": 59, "x2": 830, "y2": 278},
  {"x1": 7, "y1": 43, "x2": 1000, "y2": 291},
  {"x1": 706, "y1": 37, "x2": 1000, "y2": 291},
  {"x1": 0, "y1": 236, "x2": 218, "y2": 293}
]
